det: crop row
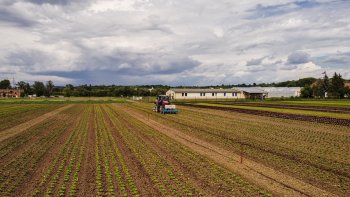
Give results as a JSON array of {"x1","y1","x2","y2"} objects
[
  {"x1": 0, "y1": 105, "x2": 83, "y2": 196},
  {"x1": 127, "y1": 102, "x2": 350, "y2": 195},
  {"x1": 31, "y1": 106, "x2": 90, "y2": 197},
  {"x1": 94, "y1": 104, "x2": 140, "y2": 196}
]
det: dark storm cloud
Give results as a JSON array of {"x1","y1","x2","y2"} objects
[
  {"x1": 287, "y1": 51, "x2": 310, "y2": 64},
  {"x1": 4, "y1": 49, "x2": 51, "y2": 69},
  {"x1": 26, "y1": 0, "x2": 72, "y2": 5},
  {"x1": 247, "y1": 1, "x2": 320, "y2": 19},
  {"x1": 0, "y1": 7, "x2": 36, "y2": 27},
  {"x1": 245, "y1": 56, "x2": 267, "y2": 66},
  {"x1": 23, "y1": 48, "x2": 200, "y2": 84},
  {"x1": 74, "y1": 49, "x2": 201, "y2": 77},
  {"x1": 323, "y1": 54, "x2": 350, "y2": 64}
]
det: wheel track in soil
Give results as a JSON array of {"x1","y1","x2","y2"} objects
[
  {"x1": 116, "y1": 104, "x2": 336, "y2": 197},
  {"x1": 0, "y1": 104, "x2": 74, "y2": 142}
]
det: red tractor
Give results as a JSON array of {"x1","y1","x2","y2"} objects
[{"x1": 154, "y1": 95, "x2": 178, "y2": 114}]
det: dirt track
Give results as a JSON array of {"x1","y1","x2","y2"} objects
[
  {"x1": 117, "y1": 104, "x2": 335, "y2": 197},
  {"x1": 0, "y1": 104, "x2": 74, "y2": 142},
  {"x1": 180, "y1": 103, "x2": 350, "y2": 127}
]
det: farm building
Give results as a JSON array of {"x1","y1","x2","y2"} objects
[
  {"x1": 166, "y1": 88, "x2": 243, "y2": 100},
  {"x1": 232, "y1": 87, "x2": 268, "y2": 99},
  {"x1": 260, "y1": 87, "x2": 301, "y2": 98},
  {"x1": 166, "y1": 87, "x2": 302, "y2": 100},
  {"x1": 0, "y1": 89, "x2": 22, "y2": 98}
]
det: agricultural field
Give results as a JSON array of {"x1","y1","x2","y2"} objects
[
  {"x1": 0, "y1": 104, "x2": 62, "y2": 132},
  {"x1": 0, "y1": 100, "x2": 349, "y2": 196}
]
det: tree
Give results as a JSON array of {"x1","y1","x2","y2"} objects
[
  {"x1": 45, "y1": 80, "x2": 54, "y2": 97},
  {"x1": 0, "y1": 79, "x2": 11, "y2": 89},
  {"x1": 32, "y1": 81, "x2": 45, "y2": 97},
  {"x1": 320, "y1": 73, "x2": 330, "y2": 98},
  {"x1": 17, "y1": 81, "x2": 26, "y2": 90},
  {"x1": 63, "y1": 84, "x2": 74, "y2": 97},
  {"x1": 345, "y1": 87, "x2": 350, "y2": 98},
  {"x1": 297, "y1": 77, "x2": 317, "y2": 87},
  {"x1": 17, "y1": 81, "x2": 31, "y2": 96},
  {"x1": 329, "y1": 72, "x2": 345, "y2": 98},
  {"x1": 300, "y1": 84, "x2": 313, "y2": 98},
  {"x1": 311, "y1": 79, "x2": 323, "y2": 98}
]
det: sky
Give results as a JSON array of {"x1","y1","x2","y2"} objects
[{"x1": 0, "y1": 0, "x2": 350, "y2": 86}]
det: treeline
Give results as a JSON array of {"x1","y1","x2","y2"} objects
[
  {"x1": 0, "y1": 79, "x2": 169, "y2": 97},
  {"x1": 300, "y1": 73, "x2": 350, "y2": 98},
  {"x1": 1, "y1": 73, "x2": 349, "y2": 98}
]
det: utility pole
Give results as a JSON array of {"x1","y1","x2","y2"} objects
[{"x1": 12, "y1": 76, "x2": 16, "y2": 89}]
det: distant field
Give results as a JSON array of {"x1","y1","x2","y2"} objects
[{"x1": 0, "y1": 97, "x2": 127, "y2": 104}]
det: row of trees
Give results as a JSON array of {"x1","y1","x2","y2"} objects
[
  {"x1": 61, "y1": 84, "x2": 168, "y2": 97},
  {"x1": 0, "y1": 79, "x2": 55, "y2": 97},
  {"x1": 301, "y1": 73, "x2": 350, "y2": 98},
  {"x1": 0, "y1": 79, "x2": 169, "y2": 97},
  {"x1": 1, "y1": 73, "x2": 349, "y2": 98}
]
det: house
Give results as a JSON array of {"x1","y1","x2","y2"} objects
[
  {"x1": 345, "y1": 82, "x2": 350, "y2": 88},
  {"x1": 0, "y1": 89, "x2": 23, "y2": 98},
  {"x1": 260, "y1": 87, "x2": 301, "y2": 98},
  {"x1": 166, "y1": 88, "x2": 243, "y2": 100}
]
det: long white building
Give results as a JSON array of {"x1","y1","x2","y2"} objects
[
  {"x1": 166, "y1": 88, "x2": 243, "y2": 100},
  {"x1": 166, "y1": 87, "x2": 301, "y2": 100}
]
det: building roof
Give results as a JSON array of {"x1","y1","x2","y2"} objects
[
  {"x1": 168, "y1": 88, "x2": 240, "y2": 93},
  {"x1": 261, "y1": 87, "x2": 301, "y2": 92},
  {"x1": 233, "y1": 87, "x2": 267, "y2": 94}
]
